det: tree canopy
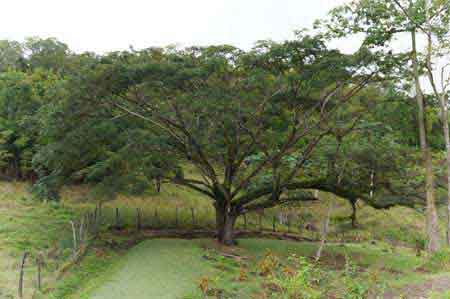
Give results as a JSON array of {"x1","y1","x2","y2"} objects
[{"x1": 0, "y1": 4, "x2": 449, "y2": 244}]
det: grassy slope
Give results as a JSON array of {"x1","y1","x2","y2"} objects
[
  {"x1": 0, "y1": 183, "x2": 76, "y2": 299},
  {"x1": 55, "y1": 238, "x2": 436, "y2": 299},
  {"x1": 0, "y1": 180, "x2": 443, "y2": 298},
  {"x1": 223, "y1": 239, "x2": 429, "y2": 297},
  {"x1": 69, "y1": 239, "x2": 216, "y2": 299}
]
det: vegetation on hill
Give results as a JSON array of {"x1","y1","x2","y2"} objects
[
  {"x1": 0, "y1": 30, "x2": 446, "y2": 246},
  {"x1": 2, "y1": 0, "x2": 450, "y2": 298}
]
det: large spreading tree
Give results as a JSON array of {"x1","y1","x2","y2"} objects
[
  {"x1": 47, "y1": 35, "x2": 415, "y2": 244},
  {"x1": 0, "y1": 28, "x2": 433, "y2": 245}
]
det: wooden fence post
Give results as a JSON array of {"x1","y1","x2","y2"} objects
[
  {"x1": 90, "y1": 212, "x2": 95, "y2": 233},
  {"x1": 244, "y1": 214, "x2": 247, "y2": 230},
  {"x1": 287, "y1": 215, "x2": 291, "y2": 233},
  {"x1": 136, "y1": 208, "x2": 141, "y2": 231},
  {"x1": 191, "y1": 208, "x2": 196, "y2": 227},
  {"x1": 18, "y1": 252, "x2": 29, "y2": 299},
  {"x1": 86, "y1": 213, "x2": 91, "y2": 234},
  {"x1": 94, "y1": 207, "x2": 100, "y2": 236},
  {"x1": 94, "y1": 205, "x2": 98, "y2": 224},
  {"x1": 296, "y1": 214, "x2": 302, "y2": 235},
  {"x1": 36, "y1": 254, "x2": 42, "y2": 292},
  {"x1": 115, "y1": 208, "x2": 120, "y2": 229},
  {"x1": 154, "y1": 209, "x2": 159, "y2": 227},
  {"x1": 91, "y1": 212, "x2": 95, "y2": 234},
  {"x1": 98, "y1": 202, "x2": 103, "y2": 224},
  {"x1": 84, "y1": 214, "x2": 88, "y2": 241},
  {"x1": 70, "y1": 220, "x2": 78, "y2": 257},
  {"x1": 79, "y1": 216, "x2": 85, "y2": 246},
  {"x1": 93, "y1": 209, "x2": 97, "y2": 233}
]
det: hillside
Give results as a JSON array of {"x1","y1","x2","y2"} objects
[{"x1": 0, "y1": 181, "x2": 448, "y2": 299}]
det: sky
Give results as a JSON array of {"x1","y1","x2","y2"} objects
[
  {"x1": 3, "y1": 0, "x2": 444, "y2": 91},
  {"x1": 1, "y1": 0, "x2": 352, "y2": 53}
]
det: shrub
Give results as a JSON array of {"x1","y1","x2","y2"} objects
[
  {"x1": 268, "y1": 255, "x2": 322, "y2": 299},
  {"x1": 421, "y1": 248, "x2": 450, "y2": 273},
  {"x1": 341, "y1": 256, "x2": 368, "y2": 299}
]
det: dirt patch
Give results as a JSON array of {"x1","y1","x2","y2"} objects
[
  {"x1": 384, "y1": 276, "x2": 450, "y2": 299},
  {"x1": 316, "y1": 251, "x2": 347, "y2": 270}
]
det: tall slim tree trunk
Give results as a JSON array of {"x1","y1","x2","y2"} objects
[
  {"x1": 440, "y1": 95, "x2": 450, "y2": 246},
  {"x1": 411, "y1": 29, "x2": 441, "y2": 253},
  {"x1": 316, "y1": 194, "x2": 335, "y2": 261},
  {"x1": 423, "y1": 0, "x2": 450, "y2": 245},
  {"x1": 350, "y1": 200, "x2": 358, "y2": 228}
]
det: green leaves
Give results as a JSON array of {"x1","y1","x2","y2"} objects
[
  {"x1": 0, "y1": 25, "x2": 437, "y2": 211},
  {"x1": 0, "y1": 40, "x2": 25, "y2": 72}
]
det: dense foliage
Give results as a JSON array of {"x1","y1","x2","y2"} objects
[{"x1": 1, "y1": 0, "x2": 449, "y2": 245}]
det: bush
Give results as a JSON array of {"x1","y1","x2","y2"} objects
[
  {"x1": 31, "y1": 174, "x2": 61, "y2": 201},
  {"x1": 341, "y1": 256, "x2": 368, "y2": 299},
  {"x1": 268, "y1": 255, "x2": 322, "y2": 299},
  {"x1": 422, "y1": 248, "x2": 450, "y2": 273}
]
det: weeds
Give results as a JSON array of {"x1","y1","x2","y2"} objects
[
  {"x1": 421, "y1": 248, "x2": 450, "y2": 273},
  {"x1": 268, "y1": 255, "x2": 321, "y2": 299}
]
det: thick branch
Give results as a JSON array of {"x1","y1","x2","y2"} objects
[{"x1": 171, "y1": 178, "x2": 215, "y2": 198}]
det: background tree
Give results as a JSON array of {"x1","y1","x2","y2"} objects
[
  {"x1": 319, "y1": 0, "x2": 449, "y2": 252},
  {"x1": 0, "y1": 40, "x2": 25, "y2": 72},
  {"x1": 413, "y1": 0, "x2": 450, "y2": 245}
]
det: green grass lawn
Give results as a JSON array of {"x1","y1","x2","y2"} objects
[
  {"x1": 51, "y1": 238, "x2": 436, "y2": 299},
  {"x1": 66, "y1": 239, "x2": 216, "y2": 299}
]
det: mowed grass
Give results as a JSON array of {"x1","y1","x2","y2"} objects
[{"x1": 68, "y1": 239, "x2": 217, "y2": 299}]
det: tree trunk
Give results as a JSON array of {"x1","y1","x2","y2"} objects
[
  {"x1": 215, "y1": 201, "x2": 237, "y2": 245},
  {"x1": 222, "y1": 215, "x2": 237, "y2": 245},
  {"x1": 437, "y1": 94, "x2": 450, "y2": 246},
  {"x1": 411, "y1": 29, "x2": 440, "y2": 253},
  {"x1": 350, "y1": 200, "x2": 358, "y2": 228},
  {"x1": 316, "y1": 195, "x2": 334, "y2": 261},
  {"x1": 423, "y1": 0, "x2": 448, "y2": 247},
  {"x1": 156, "y1": 177, "x2": 161, "y2": 193}
]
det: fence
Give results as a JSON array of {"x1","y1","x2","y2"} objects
[
  {"x1": 17, "y1": 208, "x2": 101, "y2": 299},
  {"x1": 96, "y1": 205, "x2": 360, "y2": 242}
]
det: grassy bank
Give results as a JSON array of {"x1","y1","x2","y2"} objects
[
  {"x1": 50, "y1": 237, "x2": 446, "y2": 299},
  {"x1": 0, "y1": 183, "x2": 77, "y2": 299},
  {"x1": 0, "y1": 181, "x2": 439, "y2": 298}
]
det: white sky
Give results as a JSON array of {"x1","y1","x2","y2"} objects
[
  {"x1": 1, "y1": 0, "x2": 352, "y2": 53},
  {"x1": 3, "y1": 0, "x2": 445, "y2": 91}
]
